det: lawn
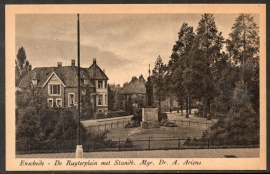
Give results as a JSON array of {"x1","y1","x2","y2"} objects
[
  {"x1": 85, "y1": 114, "x2": 219, "y2": 151},
  {"x1": 106, "y1": 114, "x2": 217, "y2": 141}
]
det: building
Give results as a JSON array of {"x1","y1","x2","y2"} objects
[
  {"x1": 18, "y1": 58, "x2": 109, "y2": 115},
  {"x1": 118, "y1": 75, "x2": 146, "y2": 112}
]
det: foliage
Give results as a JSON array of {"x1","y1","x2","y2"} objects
[
  {"x1": 160, "y1": 119, "x2": 177, "y2": 127},
  {"x1": 16, "y1": 88, "x2": 111, "y2": 152},
  {"x1": 202, "y1": 81, "x2": 259, "y2": 145},
  {"x1": 158, "y1": 112, "x2": 168, "y2": 122},
  {"x1": 107, "y1": 110, "x2": 131, "y2": 118},
  {"x1": 108, "y1": 84, "x2": 122, "y2": 111},
  {"x1": 16, "y1": 106, "x2": 42, "y2": 150},
  {"x1": 81, "y1": 86, "x2": 94, "y2": 119},
  {"x1": 159, "y1": 13, "x2": 259, "y2": 145},
  {"x1": 15, "y1": 47, "x2": 32, "y2": 87},
  {"x1": 131, "y1": 104, "x2": 142, "y2": 123},
  {"x1": 226, "y1": 14, "x2": 259, "y2": 65},
  {"x1": 152, "y1": 55, "x2": 167, "y2": 112},
  {"x1": 124, "y1": 121, "x2": 141, "y2": 128}
]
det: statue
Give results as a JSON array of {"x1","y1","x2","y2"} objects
[{"x1": 145, "y1": 76, "x2": 154, "y2": 107}]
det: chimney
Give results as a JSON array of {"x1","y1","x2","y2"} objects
[
  {"x1": 93, "y1": 58, "x2": 96, "y2": 64},
  {"x1": 57, "y1": 62, "x2": 62, "y2": 67},
  {"x1": 71, "y1": 59, "x2": 75, "y2": 66}
]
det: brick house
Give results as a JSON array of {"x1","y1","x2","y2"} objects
[
  {"x1": 118, "y1": 75, "x2": 146, "y2": 112},
  {"x1": 18, "y1": 58, "x2": 109, "y2": 115}
]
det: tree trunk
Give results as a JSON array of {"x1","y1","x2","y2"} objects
[
  {"x1": 207, "y1": 98, "x2": 211, "y2": 120},
  {"x1": 180, "y1": 98, "x2": 183, "y2": 116},
  {"x1": 203, "y1": 98, "x2": 207, "y2": 118},
  {"x1": 189, "y1": 96, "x2": 192, "y2": 114},
  {"x1": 185, "y1": 96, "x2": 189, "y2": 118},
  {"x1": 158, "y1": 98, "x2": 161, "y2": 114}
]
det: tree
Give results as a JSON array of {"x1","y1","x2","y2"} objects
[
  {"x1": 152, "y1": 55, "x2": 166, "y2": 113},
  {"x1": 15, "y1": 47, "x2": 32, "y2": 86},
  {"x1": 227, "y1": 14, "x2": 259, "y2": 66},
  {"x1": 204, "y1": 80, "x2": 259, "y2": 145},
  {"x1": 165, "y1": 23, "x2": 195, "y2": 117},
  {"x1": 189, "y1": 14, "x2": 224, "y2": 119},
  {"x1": 226, "y1": 13, "x2": 259, "y2": 113},
  {"x1": 202, "y1": 14, "x2": 260, "y2": 146},
  {"x1": 16, "y1": 87, "x2": 47, "y2": 151},
  {"x1": 108, "y1": 84, "x2": 122, "y2": 111}
]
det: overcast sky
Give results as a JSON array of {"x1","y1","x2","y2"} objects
[{"x1": 15, "y1": 13, "x2": 259, "y2": 86}]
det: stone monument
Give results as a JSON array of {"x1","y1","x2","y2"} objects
[{"x1": 141, "y1": 65, "x2": 160, "y2": 129}]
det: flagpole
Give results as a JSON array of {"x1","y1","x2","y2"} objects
[{"x1": 76, "y1": 13, "x2": 83, "y2": 158}]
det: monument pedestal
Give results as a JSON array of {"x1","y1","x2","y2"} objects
[{"x1": 141, "y1": 107, "x2": 160, "y2": 129}]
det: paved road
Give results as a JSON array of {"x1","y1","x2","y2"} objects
[{"x1": 16, "y1": 148, "x2": 259, "y2": 158}]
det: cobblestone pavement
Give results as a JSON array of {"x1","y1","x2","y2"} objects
[{"x1": 16, "y1": 148, "x2": 259, "y2": 158}]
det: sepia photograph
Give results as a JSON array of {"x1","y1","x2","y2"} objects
[{"x1": 6, "y1": 4, "x2": 266, "y2": 171}]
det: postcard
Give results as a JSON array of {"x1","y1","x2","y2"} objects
[{"x1": 6, "y1": 4, "x2": 266, "y2": 171}]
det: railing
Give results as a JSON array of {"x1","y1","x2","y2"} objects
[
  {"x1": 87, "y1": 120, "x2": 128, "y2": 131},
  {"x1": 16, "y1": 137, "x2": 259, "y2": 154},
  {"x1": 86, "y1": 119, "x2": 215, "y2": 131}
]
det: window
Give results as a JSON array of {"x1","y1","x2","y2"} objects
[
  {"x1": 47, "y1": 98, "x2": 53, "y2": 107},
  {"x1": 98, "y1": 95, "x2": 103, "y2": 105},
  {"x1": 98, "y1": 80, "x2": 103, "y2": 88},
  {"x1": 56, "y1": 98, "x2": 62, "y2": 107},
  {"x1": 104, "y1": 81, "x2": 107, "y2": 88},
  {"x1": 68, "y1": 93, "x2": 75, "y2": 107},
  {"x1": 105, "y1": 94, "x2": 107, "y2": 105},
  {"x1": 98, "y1": 109, "x2": 103, "y2": 113},
  {"x1": 49, "y1": 84, "x2": 60, "y2": 95}
]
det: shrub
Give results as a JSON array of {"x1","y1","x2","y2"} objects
[
  {"x1": 158, "y1": 112, "x2": 168, "y2": 122},
  {"x1": 107, "y1": 111, "x2": 130, "y2": 118},
  {"x1": 160, "y1": 119, "x2": 177, "y2": 127},
  {"x1": 124, "y1": 137, "x2": 133, "y2": 148},
  {"x1": 131, "y1": 108, "x2": 142, "y2": 123},
  {"x1": 124, "y1": 121, "x2": 141, "y2": 128}
]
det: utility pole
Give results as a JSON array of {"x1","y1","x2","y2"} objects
[{"x1": 76, "y1": 13, "x2": 83, "y2": 158}]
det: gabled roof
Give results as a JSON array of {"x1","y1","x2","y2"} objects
[
  {"x1": 118, "y1": 76, "x2": 146, "y2": 95},
  {"x1": 87, "y1": 64, "x2": 109, "y2": 80},
  {"x1": 19, "y1": 66, "x2": 95, "y2": 88},
  {"x1": 42, "y1": 71, "x2": 66, "y2": 87},
  {"x1": 19, "y1": 58, "x2": 108, "y2": 88}
]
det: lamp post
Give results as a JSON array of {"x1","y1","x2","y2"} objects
[{"x1": 76, "y1": 13, "x2": 83, "y2": 158}]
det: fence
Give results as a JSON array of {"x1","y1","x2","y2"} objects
[
  {"x1": 86, "y1": 119, "x2": 215, "y2": 131},
  {"x1": 16, "y1": 137, "x2": 259, "y2": 154},
  {"x1": 87, "y1": 120, "x2": 129, "y2": 131}
]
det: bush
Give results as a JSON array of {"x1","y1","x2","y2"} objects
[
  {"x1": 160, "y1": 119, "x2": 177, "y2": 127},
  {"x1": 158, "y1": 112, "x2": 168, "y2": 122},
  {"x1": 107, "y1": 111, "x2": 130, "y2": 118},
  {"x1": 96, "y1": 112, "x2": 106, "y2": 119},
  {"x1": 124, "y1": 121, "x2": 141, "y2": 128},
  {"x1": 201, "y1": 101, "x2": 259, "y2": 146},
  {"x1": 124, "y1": 137, "x2": 133, "y2": 148},
  {"x1": 131, "y1": 108, "x2": 142, "y2": 123}
]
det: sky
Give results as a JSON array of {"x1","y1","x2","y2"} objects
[{"x1": 15, "y1": 13, "x2": 259, "y2": 86}]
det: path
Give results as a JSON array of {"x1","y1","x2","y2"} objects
[{"x1": 16, "y1": 148, "x2": 259, "y2": 158}]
